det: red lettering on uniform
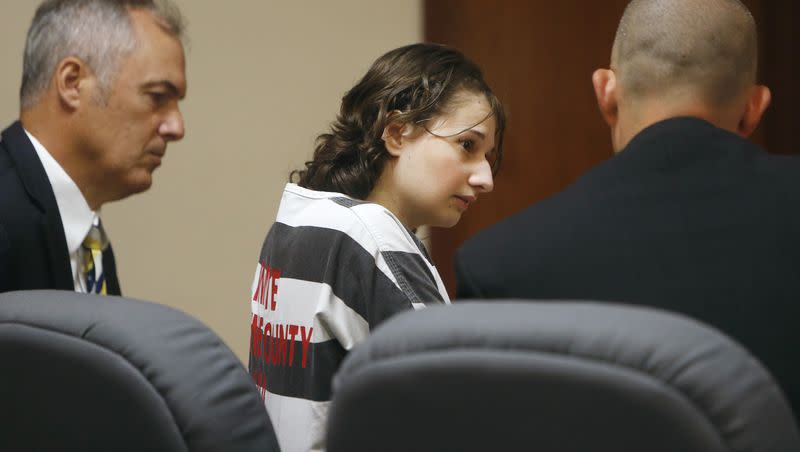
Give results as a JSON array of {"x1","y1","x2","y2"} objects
[
  {"x1": 261, "y1": 322, "x2": 273, "y2": 364},
  {"x1": 288, "y1": 325, "x2": 299, "y2": 366},
  {"x1": 264, "y1": 322, "x2": 273, "y2": 363},
  {"x1": 260, "y1": 265, "x2": 271, "y2": 307},
  {"x1": 250, "y1": 314, "x2": 262, "y2": 358},
  {"x1": 252, "y1": 263, "x2": 265, "y2": 302},
  {"x1": 252, "y1": 262, "x2": 283, "y2": 310},
  {"x1": 269, "y1": 269, "x2": 280, "y2": 311},
  {"x1": 300, "y1": 326, "x2": 313, "y2": 368}
]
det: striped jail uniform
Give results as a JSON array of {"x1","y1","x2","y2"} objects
[{"x1": 249, "y1": 183, "x2": 450, "y2": 452}]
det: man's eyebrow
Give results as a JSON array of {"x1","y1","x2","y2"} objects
[{"x1": 142, "y1": 80, "x2": 185, "y2": 99}]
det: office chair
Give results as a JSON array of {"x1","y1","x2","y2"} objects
[
  {"x1": 327, "y1": 301, "x2": 799, "y2": 452},
  {"x1": 0, "y1": 290, "x2": 280, "y2": 452}
]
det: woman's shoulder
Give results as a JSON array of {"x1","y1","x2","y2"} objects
[
  {"x1": 272, "y1": 184, "x2": 378, "y2": 246},
  {"x1": 344, "y1": 203, "x2": 423, "y2": 256},
  {"x1": 277, "y1": 183, "x2": 371, "y2": 228},
  {"x1": 274, "y1": 184, "x2": 422, "y2": 256}
]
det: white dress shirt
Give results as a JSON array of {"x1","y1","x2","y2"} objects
[{"x1": 25, "y1": 129, "x2": 103, "y2": 292}]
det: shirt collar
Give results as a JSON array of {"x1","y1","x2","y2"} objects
[{"x1": 25, "y1": 129, "x2": 97, "y2": 254}]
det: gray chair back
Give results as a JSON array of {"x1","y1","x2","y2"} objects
[
  {"x1": 327, "y1": 301, "x2": 799, "y2": 452},
  {"x1": 0, "y1": 290, "x2": 280, "y2": 452}
]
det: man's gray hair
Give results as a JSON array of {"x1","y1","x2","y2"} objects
[{"x1": 20, "y1": 0, "x2": 186, "y2": 109}]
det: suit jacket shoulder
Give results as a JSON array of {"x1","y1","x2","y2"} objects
[
  {"x1": 0, "y1": 121, "x2": 73, "y2": 292},
  {"x1": 456, "y1": 117, "x2": 800, "y2": 417},
  {"x1": 455, "y1": 117, "x2": 800, "y2": 299}
]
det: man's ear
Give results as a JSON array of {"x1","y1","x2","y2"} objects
[
  {"x1": 54, "y1": 57, "x2": 90, "y2": 111},
  {"x1": 737, "y1": 84, "x2": 771, "y2": 137},
  {"x1": 592, "y1": 68, "x2": 619, "y2": 128},
  {"x1": 381, "y1": 116, "x2": 411, "y2": 157}
]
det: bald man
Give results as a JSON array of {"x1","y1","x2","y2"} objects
[{"x1": 456, "y1": 0, "x2": 799, "y2": 419}]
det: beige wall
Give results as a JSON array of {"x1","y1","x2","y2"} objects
[{"x1": 0, "y1": 1, "x2": 422, "y2": 361}]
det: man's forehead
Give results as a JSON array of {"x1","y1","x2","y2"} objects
[
  {"x1": 124, "y1": 8, "x2": 186, "y2": 94},
  {"x1": 128, "y1": 7, "x2": 184, "y2": 51}
]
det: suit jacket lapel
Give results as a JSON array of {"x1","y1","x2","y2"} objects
[{"x1": 1, "y1": 121, "x2": 74, "y2": 290}]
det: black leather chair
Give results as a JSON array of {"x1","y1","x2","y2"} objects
[
  {"x1": 0, "y1": 290, "x2": 280, "y2": 452},
  {"x1": 327, "y1": 301, "x2": 799, "y2": 452}
]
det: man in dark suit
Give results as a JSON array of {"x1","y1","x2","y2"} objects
[
  {"x1": 455, "y1": 0, "x2": 799, "y2": 417},
  {"x1": 0, "y1": 0, "x2": 187, "y2": 295}
]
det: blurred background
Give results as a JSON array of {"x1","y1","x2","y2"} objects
[{"x1": 1, "y1": 1, "x2": 795, "y2": 362}]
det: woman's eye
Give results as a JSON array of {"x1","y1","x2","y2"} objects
[{"x1": 460, "y1": 139, "x2": 475, "y2": 151}]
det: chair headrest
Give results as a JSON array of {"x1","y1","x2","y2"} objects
[
  {"x1": 332, "y1": 301, "x2": 799, "y2": 451},
  {"x1": 0, "y1": 290, "x2": 280, "y2": 452}
]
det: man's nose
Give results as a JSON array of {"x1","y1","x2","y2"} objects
[{"x1": 159, "y1": 108, "x2": 185, "y2": 141}]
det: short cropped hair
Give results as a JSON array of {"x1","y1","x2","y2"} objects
[
  {"x1": 20, "y1": 0, "x2": 186, "y2": 109},
  {"x1": 611, "y1": 0, "x2": 757, "y2": 106}
]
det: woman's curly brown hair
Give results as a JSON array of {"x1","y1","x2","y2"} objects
[{"x1": 291, "y1": 43, "x2": 505, "y2": 199}]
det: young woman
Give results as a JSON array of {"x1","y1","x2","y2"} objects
[{"x1": 248, "y1": 43, "x2": 505, "y2": 452}]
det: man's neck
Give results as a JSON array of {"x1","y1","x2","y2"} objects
[
  {"x1": 20, "y1": 110, "x2": 103, "y2": 210},
  {"x1": 615, "y1": 102, "x2": 734, "y2": 152}
]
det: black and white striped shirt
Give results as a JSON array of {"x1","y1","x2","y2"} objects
[{"x1": 248, "y1": 183, "x2": 450, "y2": 451}]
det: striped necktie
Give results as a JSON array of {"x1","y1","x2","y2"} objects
[{"x1": 82, "y1": 220, "x2": 109, "y2": 295}]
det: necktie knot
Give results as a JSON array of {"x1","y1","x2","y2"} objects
[
  {"x1": 82, "y1": 219, "x2": 108, "y2": 295},
  {"x1": 82, "y1": 221, "x2": 108, "y2": 252}
]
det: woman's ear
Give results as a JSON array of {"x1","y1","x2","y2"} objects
[{"x1": 381, "y1": 115, "x2": 411, "y2": 157}]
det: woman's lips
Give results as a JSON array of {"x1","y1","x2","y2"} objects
[{"x1": 453, "y1": 195, "x2": 476, "y2": 210}]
